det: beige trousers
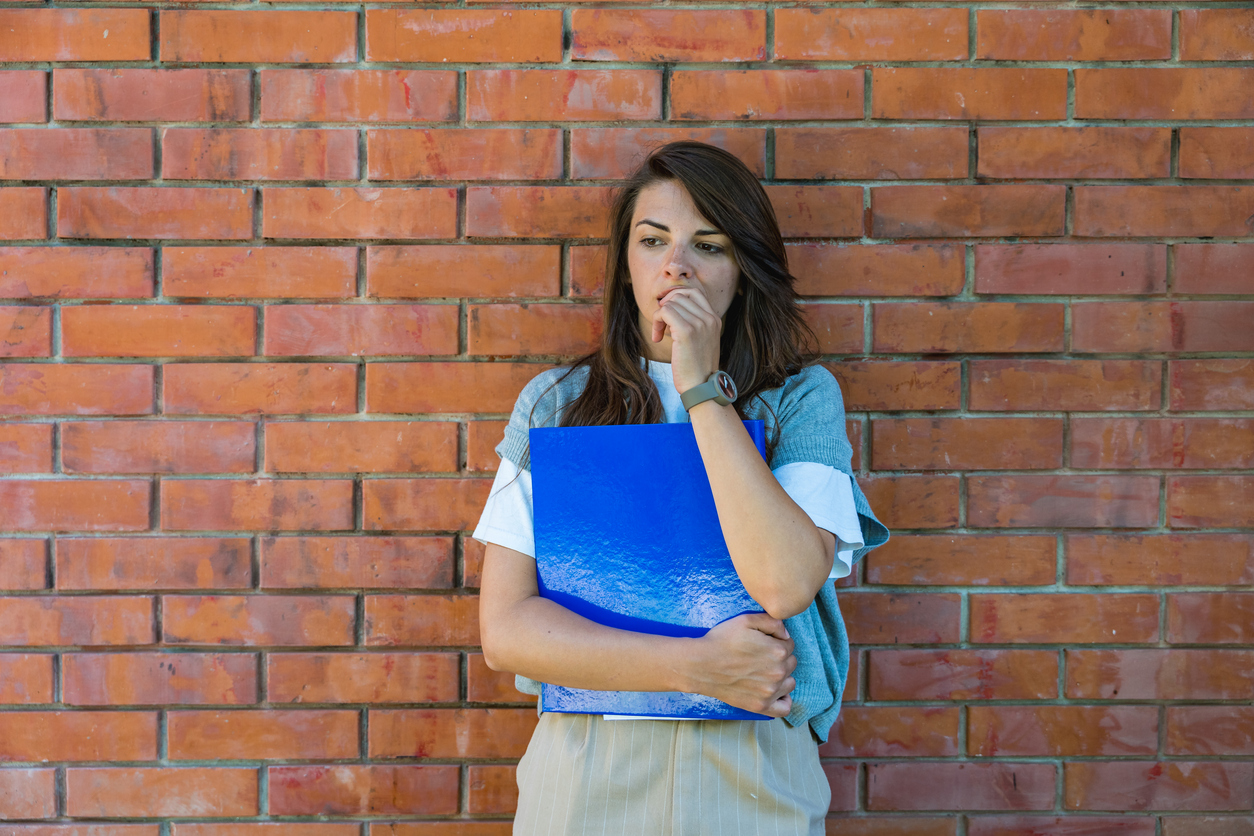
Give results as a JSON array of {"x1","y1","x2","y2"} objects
[{"x1": 513, "y1": 712, "x2": 830, "y2": 836}]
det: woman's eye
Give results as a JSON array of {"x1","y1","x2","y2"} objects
[
  {"x1": 639, "y1": 236, "x2": 662, "y2": 247},
  {"x1": 698, "y1": 243, "x2": 724, "y2": 254}
]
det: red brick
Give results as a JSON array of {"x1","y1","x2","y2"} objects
[
  {"x1": 869, "y1": 649, "x2": 1057, "y2": 701},
  {"x1": 62, "y1": 305, "x2": 255, "y2": 358},
  {"x1": 261, "y1": 70, "x2": 456, "y2": 123},
  {"x1": 267, "y1": 652, "x2": 458, "y2": 703},
  {"x1": 0, "y1": 129, "x2": 152, "y2": 180},
  {"x1": 55, "y1": 69, "x2": 251, "y2": 123},
  {"x1": 1162, "y1": 819, "x2": 1254, "y2": 836},
  {"x1": 0, "y1": 540, "x2": 47, "y2": 592},
  {"x1": 571, "y1": 128, "x2": 766, "y2": 180},
  {"x1": 371, "y1": 826, "x2": 510, "y2": 836},
  {"x1": 262, "y1": 536, "x2": 454, "y2": 590},
  {"x1": 467, "y1": 186, "x2": 611, "y2": 239},
  {"x1": 569, "y1": 245, "x2": 607, "y2": 297},
  {"x1": 804, "y1": 304, "x2": 863, "y2": 354},
  {"x1": 0, "y1": 71, "x2": 45, "y2": 123},
  {"x1": 1168, "y1": 593, "x2": 1254, "y2": 644},
  {"x1": 1072, "y1": 418, "x2": 1254, "y2": 470},
  {"x1": 367, "y1": 362, "x2": 547, "y2": 414},
  {"x1": 0, "y1": 654, "x2": 53, "y2": 703},
  {"x1": 464, "y1": 535, "x2": 490, "y2": 584},
  {"x1": 827, "y1": 763, "x2": 858, "y2": 812},
  {"x1": 467, "y1": 653, "x2": 537, "y2": 704},
  {"x1": 0, "y1": 711, "x2": 157, "y2": 761},
  {"x1": 869, "y1": 763, "x2": 1056, "y2": 812},
  {"x1": 160, "y1": 11, "x2": 356, "y2": 63},
  {"x1": 672, "y1": 70, "x2": 863, "y2": 121},
  {"x1": 777, "y1": 128, "x2": 968, "y2": 181},
  {"x1": 978, "y1": 10, "x2": 1171, "y2": 60},
  {"x1": 364, "y1": 595, "x2": 480, "y2": 646},
  {"x1": 0, "y1": 596, "x2": 152, "y2": 646},
  {"x1": 980, "y1": 127, "x2": 1169, "y2": 179},
  {"x1": 1066, "y1": 762, "x2": 1253, "y2": 812},
  {"x1": 1066, "y1": 648, "x2": 1254, "y2": 700},
  {"x1": 168, "y1": 710, "x2": 358, "y2": 760},
  {"x1": 468, "y1": 70, "x2": 661, "y2": 122},
  {"x1": 368, "y1": 245, "x2": 560, "y2": 299},
  {"x1": 0, "y1": 768, "x2": 55, "y2": 819},
  {"x1": 973, "y1": 593, "x2": 1159, "y2": 643},
  {"x1": 0, "y1": 481, "x2": 150, "y2": 532},
  {"x1": 469, "y1": 303, "x2": 601, "y2": 356},
  {"x1": 829, "y1": 361, "x2": 961, "y2": 411},
  {"x1": 872, "y1": 186, "x2": 1066, "y2": 238},
  {"x1": 821, "y1": 706, "x2": 959, "y2": 758},
  {"x1": 161, "y1": 479, "x2": 353, "y2": 532},
  {"x1": 1074, "y1": 301, "x2": 1254, "y2": 352},
  {"x1": 1180, "y1": 128, "x2": 1254, "y2": 179},
  {"x1": 264, "y1": 304, "x2": 458, "y2": 357},
  {"x1": 573, "y1": 10, "x2": 764, "y2": 62},
  {"x1": 873, "y1": 68, "x2": 1066, "y2": 120},
  {"x1": 1076, "y1": 68, "x2": 1254, "y2": 119},
  {"x1": 368, "y1": 129, "x2": 561, "y2": 181},
  {"x1": 0, "y1": 307, "x2": 50, "y2": 357},
  {"x1": 268, "y1": 765, "x2": 458, "y2": 815},
  {"x1": 873, "y1": 418, "x2": 1062, "y2": 471},
  {"x1": 867, "y1": 535, "x2": 1055, "y2": 587},
  {"x1": 842, "y1": 593, "x2": 960, "y2": 645},
  {"x1": 0, "y1": 10, "x2": 149, "y2": 61},
  {"x1": 67, "y1": 768, "x2": 258, "y2": 817},
  {"x1": 777, "y1": 9, "x2": 966, "y2": 61},
  {"x1": 767, "y1": 185, "x2": 863, "y2": 238},
  {"x1": 1067, "y1": 534, "x2": 1254, "y2": 587},
  {"x1": 266, "y1": 421, "x2": 456, "y2": 474},
  {"x1": 0, "y1": 364, "x2": 154, "y2": 416},
  {"x1": 367, "y1": 10, "x2": 561, "y2": 63},
  {"x1": 970, "y1": 360, "x2": 1161, "y2": 411},
  {"x1": 1176, "y1": 244, "x2": 1254, "y2": 294},
  {"x1": 970, "y1": 705, "x2": 1157, "y2": 758},
  {"x1": 370, "y1": 708, "x2": 538, "y2": 759},
  {"x1": 178, "y1": 826, "x2": 355, "y2": 836},
  {"x1": 1170, "y1": 476, "x2": 1254, "y2": 529},
  {"x1": 968, "y1": 818, "x2": 1155, "y2": 836},
  {"x1": 0, "y1": 247, "x2": 154, "y2": 299},
  {"x1": 58, "y1": 187, "x2": 253, "y2": 241},
  {"x1": 263, "y1": 187, "x2": 456, "y2": 240},
  {"x1": 364, "y1": 479, "x2": 492, "y2": 533},
  {"x1": 0, "y1": 423, "x2": 52, "y2": 472},
  {"x1": 1167, "y1": 706, "x2": 1254, "y2": 756},
  {"x1": 975, "y1": 244, "x2": 1166, "y2": 295},
  {"x1": 162, "y1": 129, "x2": 356, "y2": 182},
  {"x1": 57, "y1": 537, "x2": 250, "y2": 591},
  {"x1": 63, "y1": 652, "x2": 257, "y2": 706},
  {"x1": 1180, "y1": 10, "x2": 1254, "y2": 60},
  {"x1": 1172, "y1": 360, "x2": 1254, "y2": 411},
  {"x1": 63, "y1": 421, "x2": 255, "y2": 474},
  {"x1": 969, "y1": 475, "x2": 1160, "y2": 529},
  {"x1": 874, "y1": 302, "x2": 1063, "y2": 354},
  {"x1": 163, "y1": 595, "x2": 354, "y2": 647},
  {"x1": 0, "y1": 188, "x2": 47, "y2": 240},
  {"x1": 858, "y1": 476, "x2": 959, "y2": 529},
  {"x1": 164, "y1": 247, "x2": 354, "y2": 300},
  {"x1": 468, "y1": 764, "x2": 516, "y2": 815},
  {"x1": 164, "y1": 363, "x2": 356, "y2": 415}
]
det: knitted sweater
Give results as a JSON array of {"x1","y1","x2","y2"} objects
[{"x1": 494, "y1": 362, "x2": 889, "y2": 741}]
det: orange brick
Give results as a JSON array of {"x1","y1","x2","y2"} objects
[
  {"x1": 869, "y1": 762, "x2": 1056, "y2": 811},
  {"x1": 1161, "y1": 818, "x2": 1254, "y2": 836},
  {"x1": 0, "y1": 596, "x2": 153, "y2": 645},
  {"x1": 0, "y1": 768, "x2": 55, "y2": 819},
  {"x1": 869, "y1": 649, "x2": 1058, "y2": 701},
  {"x1": 0, "y1": 307, "x2": 50, "y2": 358},
  {"x1": 164, "y1": 247, "x2": 356, "y2": 300},
  {"x1": 1067, "y1": 648, "x2": 1254, "y2": 701},
  {"x1": 1170, "y1": 476, "x2": 1254, "y2": 529},
  {"x1": 260, "y1": 69, "x2": 457, "y2": 123},
  {"x1": 62, "y1": 421, "x2": 255, "y2": 474},
  {"x1": 62, "y1": 305, "x2": 255, "y2": 358},
  {"x1": 368, "y1": 129, "x2": 561, "y2": 181},
  {"x1": 969, "y1": 817, "x2": 1152, "y2": 835},
  {"x1": 267, "y1": 652, "x2": 458, "y2": 703},
  {"x1": 163, "y1": 129, "x2": 358, "y2": 181},
  {"x1": 467, "y1": 653, "x2": 537, "y2": 704},
  {"x1": 0, "y1": 129, "x2": 153, "y2": 180},
  {"x1": 160, "y1": 11, "x2": 356, "y2": 63},
  {"x1": 0, "y1": 540, "x2": 47, "y2": 591},
  {"x1": 1180, "y1": 128, "x2": 1254, "y2": 179},
  {"x1": 1171, "y1": 360, "x2": 1254, "y2": 411},
  {"x1": 266, "y1": 421, "x2": 457, "y2": 473},
  {"x1": 371, "y1": 708, "x2": 538, "y2": 759},
  {"x1": 178, "y1": 825, "x2": 356, "y2": 836},
  {"x1": 777, "y1": 127, "x2": 968, "y2": 181},
  {"x1": 468, "y1": 764, "x2": 517, "y2": 815},
  {"x1": 261, "y1": 536, "x2": 454, "y2": 590},
  {"x1": 873, "y1": 418, "x2": 1062, "y2": 471},
  {"x1": 468, "y1": 303, "x2": 601, "y2": 356},
  {"x1": 468, "y1": 70, "x2": 661, "y2": 122},
  {"x1": 364, "y1": 595, "x2": 480, "y2": 646},
  {"x1": 872, "y1": 185, "x2": 1066, "y2": 238},
  {"x1": 829, "y1": 361, "x2": 961, "y2": 411},
  {"x1": 766, "y1": 185, "x2": 863, "y2": 238},
  {"x1": 1067, "y1": 534, "x2": 1254, "y2": 587},
  {"x1": 265, "y1": 304, "x2": 457, "y2": 357},
  {"x1": 366, "y1": 10, "x2": 561, "y2": 62},
  {"x1": 972, "y1": 593, "x2": 1159, "y2": 643},
  {"x1": 58, "y1": 187, "x2": 253, "y2": 240},
  {"x1": 164, "y1": 363, "x2": 356, "y2": 415},
  {"x1": 822, "y1": 706, "x2": 959, "y2": 758},
  {"x1": 364, "y1": 479, "x2": 492, "y2": 532},
  {"x1": 975, "y1": 243, "x2": 1166, "y2": 295},
  {"x1": 162, "y1": 479, "x2": 353, "y2": 531},
  {"x1": 54, "y1": 69, "x2": 251, "y2": 122},
  {"x1": 1076, "y1": 68, "x2": 1254, "y2": 119},
  {"x1": 1167, "y1": 706, "x2": 1254, "y2": 757},
  {"x1": 0, "y1": 246, "x2": 154, "y2": 299},
  {"x1": 977, "y1": 10, "x2": 1171, "y2": 60},
  {"x1": 0, "y1": 653, "x2": 53, "y2": 702},
  {"x1": 866, "y1": 535, "x2": 1056, "y2": 587},
  {"x1": 63, "y1": 652, "x2": 257, "y2": 706},
  {"x1": 467, "y1": 186, "x2": 612, "y2": 239},
  {"x1": 0, "y1": 187, "x2": 47, "y2": 240},
  {"x1": 0, "y1": 10, "x2": 149, "y2": 61},
  {"x1": 969, "y1": 706, "x2": 1158, "y2": 757},
  {"x1": 368, "y1": 245, "x2": 560, "y2": 299},
  {"x1": 467, "y1": 421, "x2": 505, "y2": 472},
  {"x1": 0, "y1": 364, "x2": 154, "y2": 416},
  {"x1": 0, "y1": 711, "x2": 157, "y2": 761},
  {"x1": 979, "y1": 127, "x2": 1170, "y2": 179},
  {"x1": 572, "y1": 10, "x2": 764, "y2": 62},
  {"x1": 1073, "y1": 301, "x2": 1254, "y2": 352},
  {"x1": 57, "y1": 537, "x2": 251, "y2": 591},
  {"x1": 1072, "y1": 418, "x2": 1254, "y2": 470},
  {"x1": 0, "y1": 481, "x2": 150, "y2": 532},
  {"x1": 570, "y1": 128, "x2": 766, "y2": 180},
  {"x1": 970, "y1": 359, "x2": 1162, "y2": 411},
  {"x1": 873, "y1": 68, "x2": 1067, "y2": 120},
  {"x1": 874, "y1": 302, "x2": 1063, "y2": 354},
  {"x1": 793, "y1": 245, "x2": 963, "y2": 298},
  {"x1": 858, "y1": 476, "x2": 960, "y2": 530},
  {"x1": 1065, "y1": 762, "x2": 1252, "y2": 812},
  {"x1": 466, "y1": 537, "x2": 487, "y2": 586},
  {"x1": 1168, "y1": 592, "x2": 1254, "y2": 644},
  {"x1": 0, "y1": 71, "x2": 46, "y2": 123},
  {"x1": 1076, "y1": 186, "x2": 1254, "y2": 237},
  {"x1": 776, "y1": 9, "x2": 966, "y2": 61},
  {"x1": 168, "y1": 710, "x2": 358, "y2": 760},
  {"x1": 672, "y1": 70, "x2": 863, "y2": 121},
  {"x1": 0, "y1": 423, "x2": 52, "y2": 473},
  {"x1": 842, "y1": 593, "x2": 961, "y2": 645},
  {"x1": 569, "y1": 245, "x2": 607, "y2": 298},
  {"x1": 366, "y1": 362, "x2": 547, "y2": 414},
  {"x1": 163, "y1": 595, "x2": 355, "y2": 647},
  {"x1": 1180, "y1": 10, "x2": 1254, "y2": 60},
  {"x1": 969, "y1": 475, "x2": 1160, "y2": 529},
  {"x1": 263, "y1": 187, "x2": 456, "y2": 240},
  {"x1": 66, "y1": 768, "x2": 258, "y2": 817},
  {"x1": 804, "y1": 304, "x2": 863, "y2": 354},
  {"x1": 268, "y1": 765, "x2": 457, "y2": 816}
]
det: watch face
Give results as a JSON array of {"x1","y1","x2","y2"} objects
[{"x1": 716, "y1": 371, "x2": 737, "y2": 400}]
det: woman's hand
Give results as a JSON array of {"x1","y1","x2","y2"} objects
[
  {"x1": 682, "y1": 613, "x2": 797, "y2": 718},
  {"x1": 651, "y1": 286, "x2": 723, "y2": 395}
]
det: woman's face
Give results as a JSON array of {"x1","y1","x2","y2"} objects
[{"x1": 627, "y1": 179, "x2": 741, "y2": 363}]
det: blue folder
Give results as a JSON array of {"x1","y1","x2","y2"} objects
[{"x1": 530, "y1": 420, "x2": 770, "y2": 720}]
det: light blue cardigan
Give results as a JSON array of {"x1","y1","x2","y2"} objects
[{"x1": 494, "y1": 363, "x2": 889, "y2": 742}]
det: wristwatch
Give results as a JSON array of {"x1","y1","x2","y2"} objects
[{"x1": 681, "y1": 370, "x2": 738, "y2": 411}]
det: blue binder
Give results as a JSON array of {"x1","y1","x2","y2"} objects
[{"x1": 530, "y1": 420, "x2": 770, "y2": 720}]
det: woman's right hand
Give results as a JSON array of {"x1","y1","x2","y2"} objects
[{"x1": 683, "y1": 613, "x2": 797, "y2": 718}]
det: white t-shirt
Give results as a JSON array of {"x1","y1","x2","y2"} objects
[{"x1": 473, "y1": 361, "x2": 863, "y2": 578}]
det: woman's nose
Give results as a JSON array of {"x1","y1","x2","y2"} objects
[{"x1": 665, "y1": 246, "x2": 693, "y2": 277}]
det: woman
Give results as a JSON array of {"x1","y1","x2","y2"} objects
[{"x1": 475, "y1": 141, "x2": 888, "y2": 835}]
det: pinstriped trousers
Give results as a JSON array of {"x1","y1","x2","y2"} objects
[{"x1": 512, "y1": 712, "x2": 830, "y2": 836}]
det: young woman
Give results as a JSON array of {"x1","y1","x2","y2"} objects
[{"x1": 475, "y1": 141, "x2": 888, "y2": 835}]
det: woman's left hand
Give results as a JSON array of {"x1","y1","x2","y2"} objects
[{"x1": 652, "y1": 286, "x2": 723, "y2": 394}]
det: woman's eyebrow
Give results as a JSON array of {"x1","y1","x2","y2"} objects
[{"x1": 635, "y1": 219, "x2": 723, "y2": 236}]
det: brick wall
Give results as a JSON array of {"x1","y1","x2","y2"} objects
[{"x1": 1, "y1": 4, "x2": 1253, "y2": 833}]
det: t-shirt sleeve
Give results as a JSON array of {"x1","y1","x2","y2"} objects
[
  {"x1": 472, "y1": 458, "x2": 536, "y2": 558},
  {"x1": 772, "y1": 462, "x2": 862, "y2": 579}
]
